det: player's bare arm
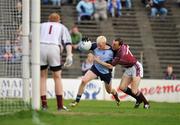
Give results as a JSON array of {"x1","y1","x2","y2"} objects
[{"x1": 94, "y1": 56, "x2": 113, "y2": 69}]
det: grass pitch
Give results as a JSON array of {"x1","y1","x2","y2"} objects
[{"x1": 0, "y1": 100, "x2": 180, "y2": 125}]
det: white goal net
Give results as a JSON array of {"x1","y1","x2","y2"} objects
[{"x1": 0, "y1": 0, "x2": 30, "y2": 114}]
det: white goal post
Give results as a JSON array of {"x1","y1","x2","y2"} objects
[
  {"x1": 22, "y1": 0, "x2": 30, "y2": 104},
  {"x1": 31, "y1": 0, "x2": 40, "y2": 110},
  {"x1": 0, "y1": 0, "x2": 41, "y2": 114}
]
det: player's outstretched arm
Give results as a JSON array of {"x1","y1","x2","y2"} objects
[{"x1": 94, "y1": 56, "x2": 113, "y2": 69}]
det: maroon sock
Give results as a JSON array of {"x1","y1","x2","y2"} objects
[
  {"x1": 41, "y1": 95, "x2": 47, "y2": 108},
  {"x1": 137, "y1": 92, "x2": 149, "y2": 104},
  {"x1": 113, "y1": 92, "x2": 120, "y2": 102},
  {"x1": 56, "y1": 95, "x2": 63, "y2": 109},
  {"x1": 123, "y1": 87, "x2": 139, "y2": 101}
]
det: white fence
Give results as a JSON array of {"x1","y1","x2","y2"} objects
[{"x1": 0, "y1": 78, "x2": 180, "y2": 102}]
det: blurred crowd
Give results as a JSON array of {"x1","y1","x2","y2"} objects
[
  {"x1": 1, "y1": 0, "x2": 178, "y2": 80},
  {"x1": 42, "y1": 0, "x2": 180, "y2": 23},
  {"x1": 0, "y1": 0, "x2": 22, "y2": 62}
]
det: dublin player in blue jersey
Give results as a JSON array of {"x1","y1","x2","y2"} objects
[{"x1": 69, "y1": 36, "x2": 120, "y2": 107}]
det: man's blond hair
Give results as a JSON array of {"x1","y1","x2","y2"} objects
[
  {"x1": 96, "y1": 36, "x2": 107, "y2": 44},
  {"x1": 48, "y1": 12, "x2": 60, "y2": 22}
]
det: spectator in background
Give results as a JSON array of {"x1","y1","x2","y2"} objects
[
  {"x1": 150, "y1": 0, "x2": 168, "y2": 17},
  {"x1": 76, "y1": 0, "x2": 94, "y2": 22},
  {"x1": 88, "y1": 0, "x2": 96, "y2": 5},
  {"x1": 71, "y1": 0, "x2": 79, "y2": 5},
  {"x1": 61, "y1": 0, "x2": 69, "y2": 4},
  {"x1": 89, "y1": 0, "x2": 96, "y2": 3},
  {"x1": 94, "y1": 0, "x2": 108, "y2": 22},
  {"x1": 81, "y1": 53, "x2": 94, "y2": 75},
  {"x1": 126, "y1": 0, "x2": 132, "y2": 9},
  {"x1": 15, "y1": 25, "x2": 23, "y2": 43},
  {"x1": 164, "y1": 64, "x2": 176, "y2": 80},
  {"x1": 1, "y1": 40, "x2": 21, "y2": 62},
  {"x1": 70, "y1": 25, "x2": 82, "y2": 51},
  {"x1": 42, "y1": 0, "x2": 49, "y2": 4},
  {"x1": 51, "y1": 0, "x2": 61, "y2": 6},
  {"x1": 89, "y1": 0, "x2": 96, "y2": 12},
  {"x1": 0, "y1": 24, "x2": 23, "y2": 62},
  {"x1": 141, "y1": 0, "x2": 150, "y2": 7},
  {"x1": 177, "y1": 0, "x2": 180, "y2": 7},
  {"x1": 121, "y1": 0, "x2": 132, "y2": 10},
  {"x1": 141, "y1": 0, "x2": 146, "y2": 5},
  {"x1": 107, "y1": 0, "x2": 122, "y2": 17},
  {"x1": 14, "y1": 25, "x2": 23, "y2": 61},
  {"x1": 3, "y1": 41, "x2": 13, "y2": 61},
  {"x1": 16, "y1": 0, "x2": 22, "y2": 18}
]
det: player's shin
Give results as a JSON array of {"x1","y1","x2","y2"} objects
[
  {"x1": 135, "y1": 92, "x2": 150, "y2": 109},
  {"x1": 69, "y1": 95, "x2": 81, "y2": 107},
  {"x1": 56, "y1": 95, "x2": 63, "y2": 110},
  {"x1": 111, "y1": 89, "x2": 120, "y2": 106},
  {"x1": 75, "y1": 94, "x2": 82, "y2": 103},
  {"x1": 123, "y1": 87, "x2": 139, "y2": 100},
  {"x1": 41, "y1": 95, "x2": 48, "y2": 110},
  {"x1": 137, "y1": 92, "x2": 149, "y2": 105}
]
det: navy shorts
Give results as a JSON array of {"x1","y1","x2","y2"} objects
[{"x1": 90, "y1": 65, "x2": 112, "y2": 84}]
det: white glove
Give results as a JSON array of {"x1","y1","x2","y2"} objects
[{"x1": 64, "y1": 54, "x2": 73, "y2": 68}]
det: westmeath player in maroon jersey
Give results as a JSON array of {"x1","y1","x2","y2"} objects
[{"x1": 94, "y1": 38, "x2": 150, "y2": 109}]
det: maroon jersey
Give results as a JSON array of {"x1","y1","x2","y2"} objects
[{"x1": 112, "y1": 44, "x2": 137, "y2": 68}]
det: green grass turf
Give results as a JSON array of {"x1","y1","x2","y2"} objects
[{"x1": 0, "y1": 99, "x2": 180, "y2": 125}]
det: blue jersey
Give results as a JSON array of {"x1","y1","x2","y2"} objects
[{"x1": 90, "y1": 43, "x2": 114, "y2": 74}]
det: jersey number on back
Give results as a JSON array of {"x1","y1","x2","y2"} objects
[
  {"x1": 48, "y1": 25, "x2": 53, "y2": 34},
  {"x1": 126, "y1": 46, "x2": 133, "y2": 56}
]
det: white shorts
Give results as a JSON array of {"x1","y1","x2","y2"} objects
[
  {"x1": 123, "y1": 61, "x2": 143, "y2": 78},
  {"x1": 40, "y1": 44, "x2": 61, "y2": 67}
]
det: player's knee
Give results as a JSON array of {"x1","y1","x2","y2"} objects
[
  {"x1": 106, "y1": 89, "x2": 111, "y2": 94},
  {"x1": 41, "y1": 73, "x2": 46, "y2": 78},
  {"x1": 119, "y1": 85, "x2": 126, "y2": 91},
  {"x1": 131, "y1": 89, "x2": 138, "y2": 95},
  {"x1": 81, "y1": 78, "x2": 88, "y2": 85},
  {"x1": 53, "y1": 73, "x2": 61, "y2": 79}
]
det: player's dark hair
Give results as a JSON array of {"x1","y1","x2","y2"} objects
[{"x1": 115, "y1": 38, "x2": 123, "y2": 45}]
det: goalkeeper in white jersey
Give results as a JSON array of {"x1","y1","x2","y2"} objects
[{"x1": 40, "y1": 13, "x2": 73, "y2": 111}]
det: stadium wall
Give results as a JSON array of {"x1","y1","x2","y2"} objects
[{"x1": 0, "y1": 78, "x2": 180, "y2": 102}]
